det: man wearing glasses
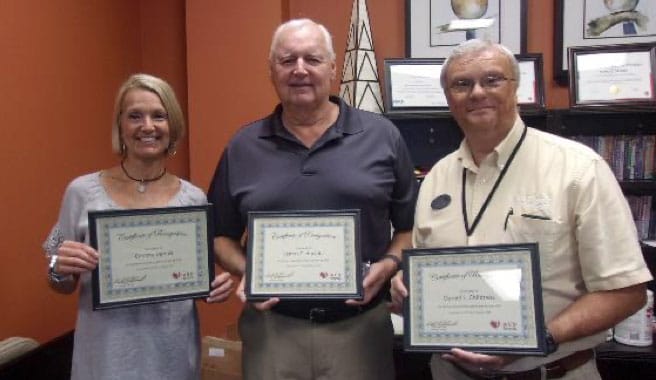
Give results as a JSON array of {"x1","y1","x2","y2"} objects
[{"x1": 391, "y1": 39, "x2": 651, "y2": 379}]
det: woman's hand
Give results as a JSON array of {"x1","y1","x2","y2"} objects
[
  {"x1": 55, "y1": 240, "x2": 99, "y2": 275},
  {"x1": 206, "y1": 272, "x2": 235, "y2": 303}
]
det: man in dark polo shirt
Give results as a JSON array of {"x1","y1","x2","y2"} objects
[{"x1": 207, "y1": 18, "x2": 417, "y2": 380}]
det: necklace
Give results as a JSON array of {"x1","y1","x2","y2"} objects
[
  {"x1": 461, "y1": 126, "x2": 526, "y2": 236},
  {"x1": 120, "y1": 160, "x2": 167, "y2": 193}
]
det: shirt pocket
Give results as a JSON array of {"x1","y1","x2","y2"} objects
[{"x1": 504, "y1": 213, "x2": 568, "y2": 276}]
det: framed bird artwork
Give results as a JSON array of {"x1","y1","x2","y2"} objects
[{"x1": 405, "y1": 0, "x2": 527, "y2": 58}]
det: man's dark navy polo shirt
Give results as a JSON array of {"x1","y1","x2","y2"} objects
[{"x1": 208, "y1": 96, "x2": 417, "y2": 262}]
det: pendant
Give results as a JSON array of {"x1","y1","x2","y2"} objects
[{"x1": 137, "y1": 182, "x2": 146, "y2": 193}]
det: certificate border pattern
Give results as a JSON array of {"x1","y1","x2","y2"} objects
[
  {"x1": 246, "y1": 210, "x2": 363, "y2": 300},
  {"x1": 89, "y1": 205, "x2": 214, "y2": 310},
  {"x1": 410, "y1": 252, "x2": 536, "y2": 347},
  {"x1": 402, "y1": 243, "x2": 547, "y2": 355},
  {"x1": 252, "y1": 218, "x2": 356, "y2": 293},
  {"x1": 97, "y1": 211, "x2": 209, "y2": 301}
]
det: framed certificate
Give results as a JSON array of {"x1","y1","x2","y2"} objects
[
  {"x1": 383, "y1": 58, "x2": 448, "y2": 114},
  {"x1": 89, "y1": 205, "x2": 214, "y2": 310},
  {"x1": 515, "y1": 54, "x2": 545, "y2": 111},
  {"x1": 403, "y1": 243, "x2": 548, "y2": 355},
  {"x1": 569, "y1": 44, "x2": 656, "y2": 109},
  {"x1": 246, "y1": 210, "x2": 363, "y2": 301}
]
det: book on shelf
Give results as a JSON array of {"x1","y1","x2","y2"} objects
[{"x1": 569, "y1": 135, "x2": 656, "y2": 181}]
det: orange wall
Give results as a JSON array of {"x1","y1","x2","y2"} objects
[
  {"x1": 3, "y1": 0, "x2": 566, "y2": 343},
  {"x1": 0, "y1": 0, "x2": 188, "y2": 343}
]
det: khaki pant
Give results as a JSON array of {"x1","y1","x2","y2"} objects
[
  {"x1": 239, "y1": 302, "x2": 395, "y2": 380},
  {"x1": 430, "y1": 354, "x2": 602, "y2": 380}
]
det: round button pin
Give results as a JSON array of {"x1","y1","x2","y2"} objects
[{"x1": 431, "y1": 194, "x2": 451, "y2": 210}]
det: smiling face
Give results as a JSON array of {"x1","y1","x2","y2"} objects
[
  {"x1": 269, "y1": 24, "x2": 336, "y2": 111},
  {"x1": 444, "y1": 47, "x2": 518, "y2": 138},
  {"x1": 119, "y1": 88, "x2": 170, "y2": 161}
]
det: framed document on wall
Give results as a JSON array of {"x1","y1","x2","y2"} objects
[
  {"x1": 383, "y1": 58, "x2": 448, "y2": 114},
  {"x1": 569, "y1": 43, "x2": 656, "y2": 109},
  {"x1": 515, "y1": 54, "x2": 545, "y2": 111}
]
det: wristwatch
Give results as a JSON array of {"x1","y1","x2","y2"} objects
[
  {"x1": 545, "y1": 329, "x2": 559, "y2": 354},
  {"x1": 48, "y1": 255, "x2": 71, "y2": 283},
  {"x1": 380, "y1": 254, "x2": 402, "y2": 273}
]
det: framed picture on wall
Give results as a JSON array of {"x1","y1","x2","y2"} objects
[
  {"x1": 406, "y1": 0, "x2": 527, "y2": 58},
  {"x1": 554, "y1": 0, "x2": 656, "y2": 84},
  {"x1": 568, "y1": 43, "x2": 656, "y2": 109},
  {"x1": 383, "y1": 58, "x2": 448, "y2": 113},
  {"x1": 515, "y1": 54, "x2": 545, "y2": 111}
]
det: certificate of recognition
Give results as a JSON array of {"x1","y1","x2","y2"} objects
[
  {"x1": 89, "y1": 205, "x2": 214, "y2": 310},
  {"x1": 246, "y1": 210, "x2": 362, "y2": 301},
  {"x1": 573, "y1": 50, "x2": 655, "y2": 105},
  {"x1": 403, "y1": 243, "x2": 548, "y2": 355}
]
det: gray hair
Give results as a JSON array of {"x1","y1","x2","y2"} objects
[
  {"x1": 440, "y1": 39, "x2": 520, "y2": 90},
  {"x1": 269, "y1": 18, "x2": 336, "y2": 61}
]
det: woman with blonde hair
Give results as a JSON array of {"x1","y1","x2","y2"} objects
[{"x1": 43, "y1": 73, "x2": 233, "y2": 380}]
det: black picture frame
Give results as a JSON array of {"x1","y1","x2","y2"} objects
[
  {"x1": 515, "y1": 54, "x2": 546, "y2": 112},
  {"x1": 383, "y1": 58, "x2": 449, "y2": 114},
  {"x1": 554, "y1": 0, "x2": 656, "y2": 84},
  {"x1": 89, "y1": 205, "x2": 215, "y2": 310},
  {"x1": 245, "y1": 210, "x2": 363, "y2": 301},
  {"x1": 569, "y1": 43, "x2": 656, "y2": 109},
  {"x1": 406, "y1": 0, "x2": 527, "y2": 58},
  {"x1": 403, "y1": 243, "x2": 547, "y2": 355}
]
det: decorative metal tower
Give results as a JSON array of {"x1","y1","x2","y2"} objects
[{"x1": 339, "y1": 0, "x2": 384, "y2": 113}]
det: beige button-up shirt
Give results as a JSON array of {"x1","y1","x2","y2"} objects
[{"x1": 414, "y1": 117, "x2": 652, "y2": 371}]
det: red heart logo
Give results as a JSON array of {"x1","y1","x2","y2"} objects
[{"x1": 490, "y1": 320, "x2": 500, "y2": 329}]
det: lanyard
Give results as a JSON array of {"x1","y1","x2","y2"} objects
[{"x1": 462, "y1": 126, "x2": 527, "y2": 236}]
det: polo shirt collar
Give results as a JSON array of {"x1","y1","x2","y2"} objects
[
  {"x1": 457, "y1": 116, "x2": 525, "y2": 171},
  {"x1": 258, "y1": 96, "x2": 363, "y2": 140}
]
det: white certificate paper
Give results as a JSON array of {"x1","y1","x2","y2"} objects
[
  {"x1": 246, "y1": 211, "x2": 362, "y2": 300},
  {"x1": 389, "y1": 64, "x2": 447, "y2": 108},
  {"x1": 517, "y1": 60, "x2": 537, "y2": 105},
  {"x1": 90, "y1": 206, "x2": 213, "y2": 310},
  {"x1": 404, "y1": 244, "x2": 547, "y2": 355},
  {"x1": 575, "y1": 51, "x2": 654, "y2": 103}
]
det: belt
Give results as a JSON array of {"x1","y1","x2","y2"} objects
[
  {"x1": 272, "y1": 296, "x2": 383, "y2": 323},
  {"x1": 457, "y1": 349, "x2": 594, "y2": 380}
]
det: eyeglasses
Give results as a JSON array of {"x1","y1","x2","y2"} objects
[{"x1": 448, "y1": 75, "x2": 515, "y2": 94}]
